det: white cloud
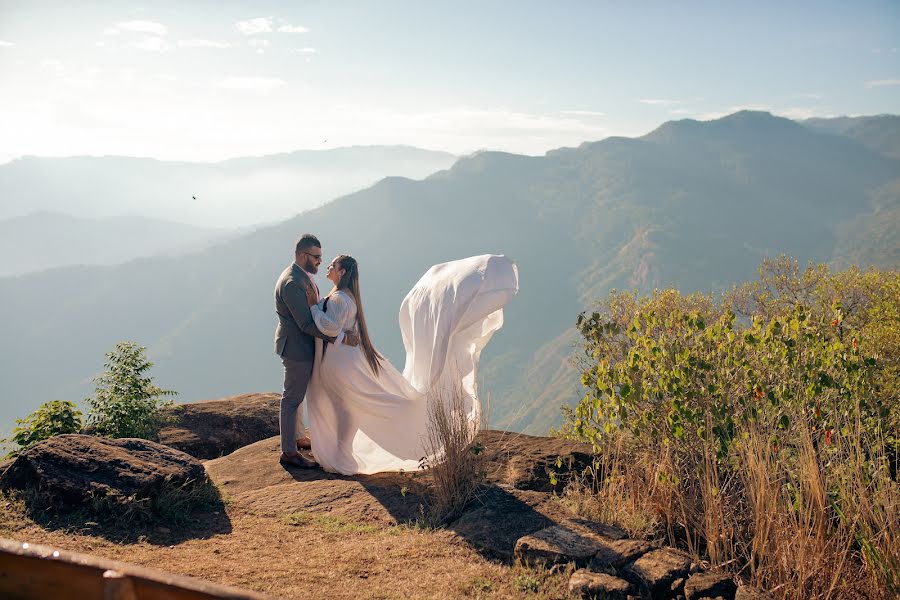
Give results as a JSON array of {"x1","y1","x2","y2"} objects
[
  {"x1": 292, "y1": 47, "x2": 318, "y2": 54},
  {"x1": 237, "y1": 17, "x2": 273, "y2": 35},
  {"x1": 559, "y1": 109, "x2": 605, "y2": 117},
  {"x1": 776, "y1": 106, "x2": 835, "y2": 120},
  {"x1": 104, "y1": 20, "x2": 168, "y2": 36},
  {"x1": 129, "y1": 36, "x2": 170, "y2": 52},
  {"x1": 95, "y1": 41, "x2": 106, "y2": 47},
  {"x1": 248, "y1": 39, "x2": 271, "y2": 54},
  {"x1": 40, "y1": 58, "x2": 64, "y2": 72},
  {"x1": 278, "y1": 24, "x2": 310, "y2": 33},
  {"x1": 637, "y1": 98, "x2": 680, "y2": 105},
  {"x1": 216, "y1": 76, "x2": 287, "y2": 91},
  {"x1": 0, "y1": 41, "x2": 14, "y2": 47},
  {"x1": 795, "y1": 93, "x2": 824, "y2": 100},
  {"x1": 178, "y1": 39, "x2": 232, "y2": 48},
  {"x1": 669, "y1": 109, "x2": 692, "y2": 115},
  {"x1": 864, "y1": 79, "x2": 900, "y2": 88}
]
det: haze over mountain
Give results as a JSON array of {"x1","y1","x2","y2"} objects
[
  {"x1": 803, "y1": 115, "x2": 900, "y2": 159},
  {"x1": 1, "y1": 111, "x2": 897, "y2": 438},
  {"x1": 0, "y1": 146, "x2": 457, "y2": 228},
  {"x1": 0, "y1": 212, "x2": 241, "y2": 277}
]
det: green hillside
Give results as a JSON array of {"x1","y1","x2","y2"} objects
[{"x1": 1, "y1": 111, "x2": 897, "y2": 436}]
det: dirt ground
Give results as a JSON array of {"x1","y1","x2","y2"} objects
[
  {"x1": 0, "y1": 432, "x2": 590, "y2": 599},
  {"x1": 0, "y1": 499, "x2": 574, "y2": 599}
]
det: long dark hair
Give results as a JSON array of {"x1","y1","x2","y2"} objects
[{"x1": 330, "y1": 255, "x2": 384, "y2": 376}]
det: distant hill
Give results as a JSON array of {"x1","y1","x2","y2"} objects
[
  {"x1": 0, "y1": 146, "x2": 457, "y2": 228},
  {"x1": 0, "y1": 111, "x2": 897, "y2": 437},
  {"x1": 802, "y1": 115, "x2": 900, "y2": 159},
  {"x1": 0, "y1": 212, "x2": 237, "y2": 277}
]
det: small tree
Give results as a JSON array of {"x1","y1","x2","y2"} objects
[
  {"x1": 86, "y1": 341, "x2": 176, "y2": 439},
  {"x1": 6, "y1": 400, "x2": 82, "y2": 456}
]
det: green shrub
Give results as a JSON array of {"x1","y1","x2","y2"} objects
[
  {"x1": 564, "y1": 258, "x2": 899, "y2": 598},
  {"x1": 5, "y1": 400, "x2": 82, "y2": 456},
  {"x1": 86, "y1": 341, "x2": 176, "y2": 439}
]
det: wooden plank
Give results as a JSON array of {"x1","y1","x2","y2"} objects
[{"x1": 0, "y1": 538, "x2": 272, "y2": 600}]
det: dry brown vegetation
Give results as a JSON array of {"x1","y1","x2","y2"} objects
[
  {"x1": 0, "y1": 492, "x2": 572, "y2": 599},
  {"x1": 560, "y1": 259, "x2": 900, "y2": 599},
  {"x1": 421, "y1": 379, "x2": 488, "y2": 525}
]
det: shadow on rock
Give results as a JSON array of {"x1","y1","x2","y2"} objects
[
  {"x1": 17, "y1": 482, "x2": 234, "y2": 545},
  {"x1": 205, "y1": 436, "x2": 427, "y2": 526},
  {"x1": 446, "y1": 484, "x2": 569, "y2": 563},
  {"x1": 0, "y1": 434, "x2": 234, "y2": 544}
]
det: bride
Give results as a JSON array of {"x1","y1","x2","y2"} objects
[{"x1": 306, "y1": 253, "x2": 518, "y2": 475}]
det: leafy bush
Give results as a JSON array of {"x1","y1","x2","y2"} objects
[
  {"x1": 86, "y1": 341, "x2": 176, "y2": 439},
  {"x1": 564, "y1": 257, "x2": 899, "y2": 598},
  {"x1": 5, "y1": 400, "x2": 82, "y2": 456}
]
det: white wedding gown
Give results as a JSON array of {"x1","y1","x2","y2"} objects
[{"x1": 306, "y1": 254, "x2": 519, "y2": 475}]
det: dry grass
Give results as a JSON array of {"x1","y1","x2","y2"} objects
[
  {"x1": 422, "y1": 379, "x2": 487, "y2": 525},
  {"x1": 562, "y1": 414, "x2": 899, "y2": 599},
  {"x1": 0, "y1": 495, "x2": 574, "y2": 599}
]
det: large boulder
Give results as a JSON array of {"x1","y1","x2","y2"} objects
[
  {"x1": 515, "y1": 524, "x2": 608, "y2": 567},
  {"x1": 568, "y1": 569, "x2": 635, "y2": 599},
  {"x1": 477, "y1": 430, "x2": 592, "y2": 492},
  {"x1": 0, "y1": 434, "x2": 207, "y2": 509},
  {"x1": 513, "y1": 521, "x2": 631, "y2": 568},
  {"x1": 157, "y1": 393, "x2": 280, "y2": 459},
  {"x1": 684, "y1": 571, "x2": 737, "y2": 600},
  {"x1": 624, "y1": 548, "x2": 693, "y2": 599}
]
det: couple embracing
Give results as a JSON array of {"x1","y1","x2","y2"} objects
[{"x1": 274, "y1": 234, "x2": 518, "y2": 476}]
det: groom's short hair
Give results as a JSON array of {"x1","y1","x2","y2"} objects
[{"x1": 295, "y1": 234, "x2": 321, "y2": 253}]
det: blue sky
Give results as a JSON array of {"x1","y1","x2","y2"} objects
[{"x1": 0, "y1": 0, "x2": 898, "y2": 163}]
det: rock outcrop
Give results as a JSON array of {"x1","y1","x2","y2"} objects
[
  {"x1": 568, "y1": 569, "x2": 635, "y2": 599},
  {"x1": 0, "y1": 434, "x2": 206, "y2": 508},
  {"x1": 157, "y1": 393, "x2": 280, "y2": 459},
  {"x1": 684, "y1": 571, "x2": 738, "y2": 600},
  {"x1": 191, "y1": 428, "x2": 749, "y2": 599}
]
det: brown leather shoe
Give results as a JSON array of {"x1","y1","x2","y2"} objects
[
  {"x1": 296, "y1": 436, "x2": 312, "y2": 450},
  {"x1": 279, "y1": 452, "x2": 319, "y2": 469}
]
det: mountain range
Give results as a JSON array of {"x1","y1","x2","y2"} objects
[
  {"x1": 0, "y1": 212, "x2": 240, "y2": 277},
  {"x1": 0, "y1": 146, "x2": 457, "y2": 228},
  {"x1": 1, "y1": 111, "x2": 897, "y2": 437}
]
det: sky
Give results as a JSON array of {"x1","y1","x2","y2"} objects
[{"x1": 0, "y1": 0, "x2": 898, "y2": 164}]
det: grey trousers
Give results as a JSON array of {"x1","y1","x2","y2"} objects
[{"x1": 280, "y1": 357, "x2": 314, "y2": 455}]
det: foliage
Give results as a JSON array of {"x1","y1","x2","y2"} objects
[
  {"x1": 564, "y1": 257, "x2": 899, "y2": 598},
  {"x1": 86, "y1": 341, "x2": 176, "y2": 439},
  {"x1": 5, "y1": 400, "x2": 82, "y2": 457}
]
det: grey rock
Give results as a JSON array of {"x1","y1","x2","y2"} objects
[
  {"x1": 0, "y1": 434, "x2": 206, "y2": 508},
  {"x1": 568, "y1": 569, "x2": 635, "y2": 599},
  {"x1": 449, "y1": 486, "x2": 559, "y2": 561},
  {"x1": 515, "y1": 524, "x2": 606, "y2": 567},
  {"x1": 591, "y1": 537, "x2": 655, "y2": 570},
  {"x1": 735, "y1": 586, "x2": 775, "y2": 600},
  {"x1": 624, "y1": 548, "x2": 693, "y2": 599},
  {"x1": 684, "y1": 571, "x2": 737, "y2": 600},
  {"x1": 156, "y1": 392, "x2": 280, "y2": 459}
]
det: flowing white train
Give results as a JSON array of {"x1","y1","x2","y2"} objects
[{"x1": 306, "y1": 254, "x2": 519, "y2": 475}]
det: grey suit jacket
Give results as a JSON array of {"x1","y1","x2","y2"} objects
[{"x1": 274, "y1": 263, "x2": 334, "y2": 362}]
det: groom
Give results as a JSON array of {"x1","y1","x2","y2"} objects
[{"x1": 274, "y1": 233, "x2": 357, "y2": 468}]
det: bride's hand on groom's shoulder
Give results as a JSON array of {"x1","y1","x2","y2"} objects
[{"x1": 343, "y1": 331, "x2": 360, "y2": 347}]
